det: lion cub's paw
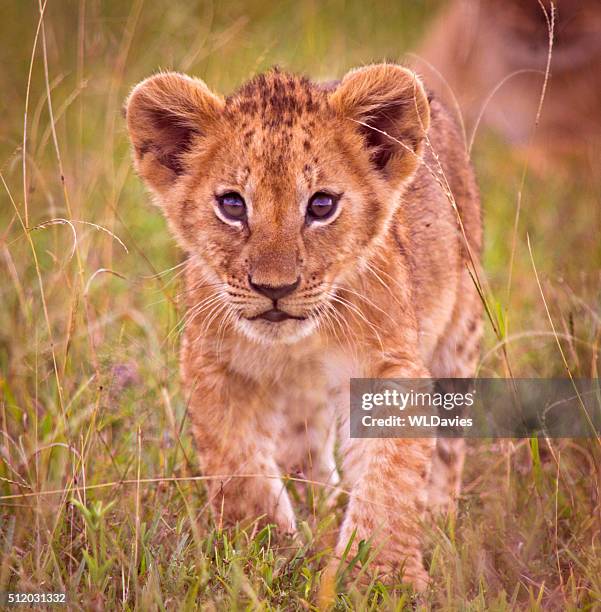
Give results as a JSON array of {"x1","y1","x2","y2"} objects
[{"x1": 213, "y1": 475, "x2": 297, "y2": 536}]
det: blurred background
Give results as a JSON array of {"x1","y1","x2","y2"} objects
[{"x1": 0, "y1": 1, "x2": 600, "y2": 609}]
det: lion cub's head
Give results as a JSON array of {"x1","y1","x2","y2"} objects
[{"x1": 126, "y1": 64, "x2": 429, "y2": 344}]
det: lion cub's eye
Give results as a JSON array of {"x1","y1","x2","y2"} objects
[
  {"x1": 307, "y1": 192, "x2": 339, "y2": 223},
  {"x1": 217, "y1": 192, "x2": 247, "y2": 222}
]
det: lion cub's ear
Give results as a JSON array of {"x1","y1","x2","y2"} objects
[
  {"x1": 329, "y1": 64, "x2": 430, "y2": 183},
  {"x1": 125, "y1": 72, "x2": 223, "y2": 195}
]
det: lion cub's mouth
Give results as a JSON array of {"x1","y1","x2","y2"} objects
[{"x1": 249, "y1": 309, "x2": 307, "y2": 323}]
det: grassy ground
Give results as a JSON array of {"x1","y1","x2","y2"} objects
[{"x1": 1, "y1": 1, "x2": 600, "y2": 609}]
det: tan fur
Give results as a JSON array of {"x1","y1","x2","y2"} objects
[
  {"x1": 416, "y1": 0, "x2": 601, "y2": 174},
  {"x1": 126, "y1": 64, "x2": 482, "y2": 589}
]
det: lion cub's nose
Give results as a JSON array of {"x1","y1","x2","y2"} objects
[{"x1": 248, "y1": 276, "x2": 300, "y2": 301}]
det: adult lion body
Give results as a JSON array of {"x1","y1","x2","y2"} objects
[{"x1": 416, "y1": 0, "x2": 601, "y2": 173}]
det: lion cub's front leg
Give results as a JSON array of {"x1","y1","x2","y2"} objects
[
  {"x1": 333, "y1": 353, "x2": 435, "y2": 590},
  {"x1": 338, "y1": 435, "x2": 434, "y2": 589},
  {"x1": 185, "y1": 362, "x2": 296, "y2": 534}
]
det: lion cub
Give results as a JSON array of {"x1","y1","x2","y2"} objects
[{"x1": 126, "y1": 64, "x2": 482, "y2": 589}]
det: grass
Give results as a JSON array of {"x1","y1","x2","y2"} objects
[{"x1": 1, "y1": 1, "x2": 600, "y2": 609}]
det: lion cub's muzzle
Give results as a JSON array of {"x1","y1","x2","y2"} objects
[{"x1": 247, "y1": 276, "x2": 306, "y2": 323}]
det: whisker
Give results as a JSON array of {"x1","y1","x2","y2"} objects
[
  {"x1": 315, "y1": 302, "x2": 337, "y2": 347},
  {"x1": 216, "y1": 307, "x2": 237, "y2": 359},
  {"x1": 174, "y1": 281, "x2": 226, "y2": 301},
  {"x1": 363, "y1": 261, "x2": 407, "y2": 309},
  {"x1": 324, "y1": 300, "x2": 361, "y2": 361},
  {"x1": 328, "y1": 291, "x2": 385, "y2": 352},
  {"x1": 140, "y1": 259, "x2": 187, "y2": 280},
  {"x1": 196, "y1": 301, "x2": 230, "y2": 347},
  {"x1": 335, "y1": 282, "x2": 400, "y2": 327},
  {"x1": 168, "y1": 291, "x2": 226, "y2": 340},
  {"x1": 190, "y1": 301, "x2": 227, "y2": 346}
]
